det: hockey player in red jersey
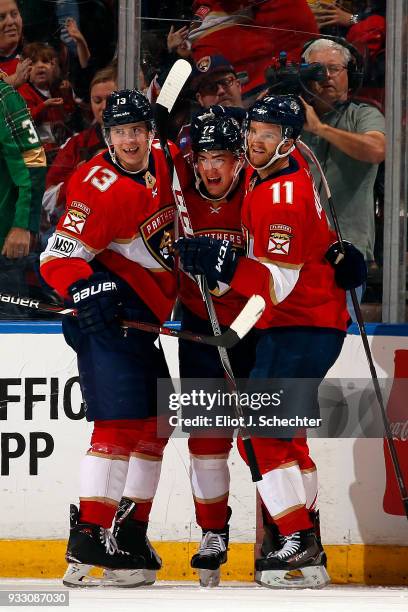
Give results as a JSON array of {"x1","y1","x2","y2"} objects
[
  {"x1": 178, "y1": 107, "x2": 257, "y2": 587},
  {"x1": 177, "y1": 95, "x2": 349, "y2": 588},
  {"x1": 42, "y1": 66, "x2": 117, "y2": 230},
  {"x1": 40, "y1": 89, "x2": 187, "y2": 587}
]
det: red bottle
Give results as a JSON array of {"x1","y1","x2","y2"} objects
[{"x1": 383, "y1": 349, "x2": 408, "y2": 515}]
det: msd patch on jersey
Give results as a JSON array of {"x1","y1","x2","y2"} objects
[
  {"x1": 49, "y1": 234, "x2": 80, "y2": 257},
  {"x1": 139, "y1": 205, "x2": 176, "y2": 271},
  {"x1": 268, "y1": 224, "x2": 293, "y2": 255},
  {"x1": 62, "y1": 209, "x2": 88, "y2": 235}
]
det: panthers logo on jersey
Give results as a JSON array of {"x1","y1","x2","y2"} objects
[{"x1": 139, "y1": 205, "x2": 176, "y2": 271}]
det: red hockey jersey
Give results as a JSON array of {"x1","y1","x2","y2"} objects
[
  {"x1": 231, "y1": 155, "x2": 349, "y2": 330},
  {"x1": 43, "y1": 124, "x2": 106, "y2": 217},
  {"x1": 40, "y1": 141, "x2": 189, "y2": 323},
  {"x1": 180, "y1": 178, "x2": 247, "y2": 325}
]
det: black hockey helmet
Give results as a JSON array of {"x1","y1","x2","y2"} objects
[
  {"x1": 247, "y1": 94, "x2": 305, "y2": 140},
  {"x1": 103, "y1": 89, "x2": 154, "y2": 130},
  {"x1": 191, "y1": 107, "x2": 244, "y2": 155}
]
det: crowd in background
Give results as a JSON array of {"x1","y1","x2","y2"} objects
[{"x1": 0, "y1": 0, "x2": 387, "y2": 319}]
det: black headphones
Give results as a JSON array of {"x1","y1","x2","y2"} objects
[{"x1": 301, "y1": 36, "x2": 365, "y2": 92}]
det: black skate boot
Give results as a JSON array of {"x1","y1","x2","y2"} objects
[
  {"x1": 309, "y1": 509, "x2": 327, "y2": 567},
  {"x1": 103, "y1": 497, "x2": 162, "y2": 587},
  {"x1": 260, "y1": 508, "x2": 285, "y2": 558},
  {"x1": 190, "y1": 507, "x2": 231, "y2": 587},
  {"x1": 63, "y1": 504, "x2": 145, "y2": 587},
  {"x1": 255, "y1": 528, "x2": 330, "y2": 589}
]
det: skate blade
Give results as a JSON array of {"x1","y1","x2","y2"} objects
[
  {"x1": 198, "y1": 568, "x2": 220, "y2": 588},
  {"x1": 102, "y1": 568, "x2": 156, "y2": 588},
  {"x1": 255, "y1": 565, "x2": 330, "y2": 589}
]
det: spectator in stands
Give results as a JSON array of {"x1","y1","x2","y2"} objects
[
  {"x1": 144, "y1": 24, "x2": 192, "y2": 104},
  {"x1": 0, "y1": 77, "x2": 46, "y2": 317},
  {"x1": 42, "y1": 65, "x2": 117, "y2": 242},
  {"x1": 192, "y1": 54, "x2": 243, "y2": 109},
  {"x1": 189, "y1": 0, "x2": 318, "y2": 105},
  {"x1": 19, "y1": 42, "x2": 78, "y2": 163},
  {"x1": 60, "y1": 17, "x2": 91, "y2": 69},
  {"x1": 311, "y1": 0, "x2": 385, "y2": 50},
  {"x1": 300, "y1": 37, "x2": 385, "y2": 316},
  {"x1": 310, "y1": 1, "x2": 386, "y2": 85},
  {"x1": 52, "y1": 15, "x2": 93, "y2": 106},
  {"x1": 0, "y1": 0, "x2": 31, "y2": 87},
  {"x1": 167, "y1": 24, "x2": 191, "y2": 60}
]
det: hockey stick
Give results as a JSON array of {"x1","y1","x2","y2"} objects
[
  {"x1": 0, "y1": 291, "x2": 264, "y2": 349},
  {"x1": 298, "y1": 139, "x2": 408, "y2": 520},
  {"x1": 155, "y1": 59, "x2": 262, "y2": 482}
]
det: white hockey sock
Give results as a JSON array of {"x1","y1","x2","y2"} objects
[
  {"x1": 123, "y1": 454, "x2": 162, "y2": 501},
  {"x1": 79, "y1": 453, "x2": 129, "y2": 504},
  {"x1": 302, "y1": 467, "x2": 318, "y2": 510},
  {"x1": 190, "y1": 455, "x2": 230, "y2": 501},
  {"x1": 256, "y1": 462, "x2": 306, "y2": 518}
]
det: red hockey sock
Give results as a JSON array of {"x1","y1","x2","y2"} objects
[
  {"x1": 195, "y1": 498, "x2": 229, "y2": 530},
  {"x1": 274, "y1": 506, "x2": 313, "y2": 536},
  {"x1": 79, "y1": 500, "x2": 117, "y2": 529},
  {"x1": 131, "y1": 501, "x2": 153, "y2": 523}
]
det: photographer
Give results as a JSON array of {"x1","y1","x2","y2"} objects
[{"x1": 299, "y1": 37, "x2": 385, "y2": 316}]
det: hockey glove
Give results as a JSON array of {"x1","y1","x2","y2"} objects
[
  {"x1": 325, "y1": 240, "x2": 367, "y2": 290},
  {"x1": 68, "y1": 272, "x2": 122, "y2": 335},
  {"x1": 176, "y1": 236, "x2": 240, "y2": 291}
]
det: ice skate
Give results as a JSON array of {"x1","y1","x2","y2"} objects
[
  {"x1": 260, "y1": 522, "x2": 285, "y2": 557},
  {"x1": 63, "y1": 504, "x2": 145, "y2": 588},
  {"x1": 191, "y1": 508, "x2": 231, "y2": 587},
  {"x1": 103, "y1": 497, "x2": 162, "y2": 587},
  {"x1": 255, "y1": 528, "x2": 330, "y2": 589},
  {"x1": 309, "y1": 509, "x2": 327, "y2": 567}
]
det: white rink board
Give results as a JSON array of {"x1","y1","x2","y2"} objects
[{"x1": 0, "y1": 324, "x2": 408, "y2": 546}]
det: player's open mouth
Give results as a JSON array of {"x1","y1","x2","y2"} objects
[
  {"x1": 207, "y1": 177, "x2": 221, "y2": 184},
  {"x1": 123, "y1": 147, "x2": 139, "y2": 154}
]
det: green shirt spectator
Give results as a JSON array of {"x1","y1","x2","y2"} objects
[{"x1": 0, "y1": 78, "x2": 46, "y2": 258}]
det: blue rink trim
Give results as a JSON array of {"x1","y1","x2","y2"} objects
[
  {"x1": 0, "y1": 321, "x2": 408, "y2": 337},
  {"x1": 347, "y1": 322, "x2": 408, "y2": 336},
  {"x1": 0, "y1": 320, "x2": 62, "y2": 334}
]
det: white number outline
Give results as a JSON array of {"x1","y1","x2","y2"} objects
[
  {"x1": 21, "y1": 118, "x2": 39, "y2": 144},
  {"x1": 271, "y1": 181, "x2": 294, "y2": 205},
  {"x1": 83, "y1": 165, "x2": 118, "y2": 192}
]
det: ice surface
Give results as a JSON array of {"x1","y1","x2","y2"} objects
[{"x1": 0, "y1": 580, "x2": 407, "y2": 612}]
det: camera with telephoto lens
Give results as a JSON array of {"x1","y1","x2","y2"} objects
[{"x1": 265, "y1": 52, "x2": 327, "y2": 95}]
